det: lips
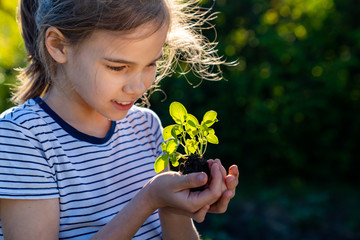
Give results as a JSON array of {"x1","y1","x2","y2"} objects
[
  {"x1": 114, "y1": 100, "x2": 132, "y2": 105},
  {"x1": 111, "y1": 100, "x2": 135, "y2": 111}
]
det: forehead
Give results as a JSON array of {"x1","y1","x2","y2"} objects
[{"x1": 78, "y1": 23, "x2": 168, "y2": 60}]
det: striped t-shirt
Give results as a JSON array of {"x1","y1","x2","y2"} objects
[{"x1": 0, "y1": 97, "x2": 163, "y2": 239}]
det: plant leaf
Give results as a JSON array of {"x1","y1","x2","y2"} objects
[
  {"x1": 205, "y1": 128, "x2": 215, "y2": 136},
  {"x1": 171, "y1": 125, "x2": 183, "y2": 138},
  {"x1": 185, "y1": 139, "x2": 198, "y2": 154},
  {"x1": 161, "y1": 142, "x2": 167, "y2": 153},
  {"x1": 187, "y1": 114, "x2": 199, "y2": 126},
  {"x1": 166, "y1": 139, "x2": 178, "y2": 154},
  {"x1": 169, "y1": 102, "x2": 187, "y2": 124},
  {"x1": 185, "y1": 120, "x2": 198, "y2": 137},
  {"x1": 207, "y1": 134, "x2": 219, "y2": 144},
  {"x1": 202, "y1": 110, "x2": 218, "y2": 127},
  {"x1": 170, "y1": 153, "x2": 180, "y2": 167},
  {"x1": 163, "y1": 125, "x2": 178, "y2": 141},
  {"x1": 154, "y1": 155, "x2": 169, "y2": 173}
]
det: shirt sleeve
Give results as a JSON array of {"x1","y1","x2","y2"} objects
[{"x1": 0, "y1": 120, "x2": 59, "y2": 199}]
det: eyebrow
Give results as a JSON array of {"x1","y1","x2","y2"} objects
[{"x1": 104, "y1": 53, "x2": 163, "y2": 65}]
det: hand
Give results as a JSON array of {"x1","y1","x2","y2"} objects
[
  {"x1": 207, "y1": 159, "x2": 239, "y2": 213},
  {"x1": 144, "y1": 162, "x2": 225, "y2": 221}
]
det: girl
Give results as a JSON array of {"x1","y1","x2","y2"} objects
[{"x1": 0, "y1": 0, "x2": 239, "y2": 239}]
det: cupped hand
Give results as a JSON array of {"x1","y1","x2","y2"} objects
[
  {"x1": 207, "y1": 159, "x2": 239, "y2": 213},
  {"x1": 144, "y1": 161, "x2": 226, "y2": 220}
]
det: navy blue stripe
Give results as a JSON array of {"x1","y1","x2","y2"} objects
[
  {"x1": 18, "y1": 115, "x2": 45, "y2": 125},
  {"x1": 0, "y1": 191, "x2": 58, "y2": 197},
  {"x1": 61, "y1": 124, "x2": 149, "y2": 151},
  {"x1": 135, "y1": 224, "x2": 161, "y2": 238},
  {"x1": 61, "y1": 208, "x2": 158, "y2": 232},
  {"x1": 0, "y1": 165, "x2": 53, "y2": 175},
  {"x1": 0, "y1": 171, "x2": 54, "y2": 179},
  {"x1": 61, "y1": 197, "x2": 133, "y2": 225},
  {"x1": 142, "y1": 218, "x2": 160, "y2": 228},
  {"x1": 0, "y1": 185, "x2": 56, "y2": 190},
  {"x1": 0, "y1": 142, "x2": 37, "y2": 151},
  {"x1": 0, "y1": 150, "x2": 67, "y2": 166},
  {"x1": 59, "y1": 230, "x2": 98, "y2": 240},
  {"x1": 61, "y1": 189, "x2": 140, "y2": 220},
  {"x1": 60, "y1": 173, "x2": 153, "y2": 211},
  {"x1": 12, "y1": 112, "x2": 32, "y2": 122},
  {"x1": 0, "y1": 179, "x2": 54, "y2": 184},
  {"x1": 63, "y1": 146, "x2": 155, "y2": 169},
  {"x1": 35, "y1": 97, "x2": 116, "y2": 144},
  {"x1": 66, "y1": 135, "x2": 154, "y2": 158},
  {"x1": 0, "y1": 142, "x2": 62, "y2": 154},
  {"x1": 56, "y1": 154, "x2": 154, "y2": 182},
  {"x1": 144, "y1": 232, "x2": 162, "y2": 240},
  {"x1": 0, "y1": 124, "x2": 56, "y2": 145},
  {"x1": 58, "y1": 167, "x2": 153, "y2": 193},
  {"x1": 59, "y1": 162, "x2": 153, "y2": 198}
]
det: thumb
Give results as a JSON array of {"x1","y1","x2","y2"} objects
[{"x1": 175, "y1": 172, "x2": 208, "y2": 191}]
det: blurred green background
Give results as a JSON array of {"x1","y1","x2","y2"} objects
[{"x1": 1, "y1": 0, "x2": 359, "y2": 239}]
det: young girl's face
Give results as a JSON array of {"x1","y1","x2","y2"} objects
[{"x1": 59, "y1": 23, "x2": 167, "y2": 121}]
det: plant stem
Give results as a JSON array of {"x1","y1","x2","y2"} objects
[{"x1": 181, "y1": 123, "x2": 189, "y2": 154}]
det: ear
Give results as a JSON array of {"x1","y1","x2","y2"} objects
[{"x1": 45, "y1": 27, "x2": 69, "y2": 64}]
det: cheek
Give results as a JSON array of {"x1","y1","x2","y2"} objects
[{"x1": 144, "y1": 68, "x2": 157, "y2": 88}]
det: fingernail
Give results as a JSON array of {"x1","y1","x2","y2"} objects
[{"x1": 197, "y1": 173, "x2": 206, "y2": 183}]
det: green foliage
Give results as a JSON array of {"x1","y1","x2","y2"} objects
[
  {"x1": 1, "y1": 0, "x2": 359, "y2": 185},
  {"x1": 0, "y1": 1, "x2": 26, "y2": 111},
  {"x1": 0, "y1": 1, "x2": 25, "y2": 68},
  {"x1": 151, "y1": 0, "x2": 360, "y2": 186},
  {"x1": 154, "y1": 102, "x2": 218, "y2": 173},
  {"x1": 1, "y1": 0, "x2": 360, "y2": 238}
]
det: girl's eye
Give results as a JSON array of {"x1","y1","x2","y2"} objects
[
  {"x1": 107, "y1": 65, "x2": 126, "y2": 72},
  {"x1": 148, "y1": 62, "x2": 158, "y2": 68}
]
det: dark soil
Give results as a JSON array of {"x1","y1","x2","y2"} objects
[{"x1": 179, "y1": 154, "x2": 210, "y2": 191}]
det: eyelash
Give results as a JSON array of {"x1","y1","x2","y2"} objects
[
  {"x1": 106, "y1": 63, "x2": 157, "y2": 72},
  {"x1": 107, "y1": 66, "x2": 126, "y2": 72}
]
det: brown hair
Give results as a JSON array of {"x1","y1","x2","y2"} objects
[{"x1": 13, "y1": 0, "x2": 225, "y2": 105}]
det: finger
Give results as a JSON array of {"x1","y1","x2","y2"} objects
[
  {"x1": 229, "y1": 165, "x2": 239, "y2": 178},
  {"x1": 226, "y1": 165, "x2": 239, "y2": 193},
  {"x1": 208, "y1": 190, "x2": 232, "y2": 214},
  {"x1": 175, "y1": 172, "x2": 208, "y2": 191},
  {"x1": 192, "y1": 204, "x2": 210, "y2": 223},
  {"x1": 214, "y1": 159, "x2": 226, "y2": 178},
  {"x1": 199, "y1": 163, "x2": 223, "y2": 204},
  {"x1": 225, "y1": 175, "x2": 238, "y2": 194},
  {"x1": 207, "y1": 159, "x2": 215, "y2": 169}
]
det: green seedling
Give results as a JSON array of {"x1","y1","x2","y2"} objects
[{"x1": 154, "y1": 101, "x2": 219, "y2": 173}]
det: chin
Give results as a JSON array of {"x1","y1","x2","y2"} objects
[{"x1": 107, "y1": 112, "x2": 129, "y2": 121}]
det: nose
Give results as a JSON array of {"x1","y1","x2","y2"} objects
[{"x1": 123, "y1": 72, "x2": 147, "y2": 96}]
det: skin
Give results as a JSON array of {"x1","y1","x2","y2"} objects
[{"x1": 0, "y1": 22, "x2": 239, "y2": 239}]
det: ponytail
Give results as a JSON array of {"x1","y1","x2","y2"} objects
[{"x1": 12, "y1": 0, "x2": 51, "y2": 104}]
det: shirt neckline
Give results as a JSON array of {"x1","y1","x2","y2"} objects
[{"x1": 35, "y1": 97, "x2": 116, "y2": 144}]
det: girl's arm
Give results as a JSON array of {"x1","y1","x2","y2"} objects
[
  {"x1": 0, "y1": 166, "x2": 225, "y2": 240},
  {"x1": 157, "y1": 163, "x2": 225, "y2": 240},
  {"x1": 158, "y1": 208, "x2": 202, "y2": 240},
  {"x1": 0, "y1": 189, "x2": 158, "y2": 240},
  {"x1": 0, "y1": 198, "x2": 60, "y2": 240},
  {"x1": 93, "y1": 166, "x2": 224, "y2": 240}
]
